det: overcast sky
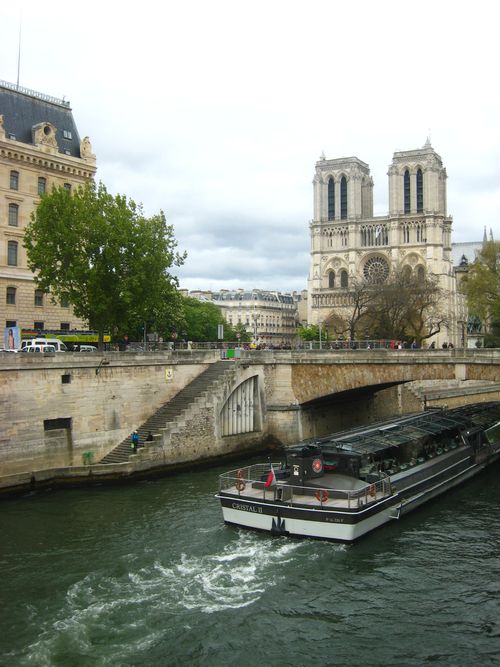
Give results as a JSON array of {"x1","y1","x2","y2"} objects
[{"x1": 2, "y1": 1, "x2": 500, "y2": 293}]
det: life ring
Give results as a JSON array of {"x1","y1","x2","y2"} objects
[
  {"x1": 235, "y1": 479, "x2": 246, "y2": 492},
  {"x1": 369, "y1": 485, "x2": 376, "y2": 498},
  {"x1": 312, "y1": 458, "x2": 323, "y2": 473},
  {"x1": 315, "y1": 489, "x2": 329, "y2": 503}
]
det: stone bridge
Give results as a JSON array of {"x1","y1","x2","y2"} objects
[{"x1": 0, "y1": 348, "x2": 499, "y2": 492}]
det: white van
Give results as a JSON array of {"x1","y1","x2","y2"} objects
[
  {"x1": 23, "y1": 344, "x2": 57, "y2": 353},
  {"x1": 21, "y1": 338, "x2": 68, "y2": 352}
]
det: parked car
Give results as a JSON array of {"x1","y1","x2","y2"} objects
[
  {"x1": 77, "y1": 345, "x2": 97, "y2": 352},
  {"x1": 21, "y1": 338, "x2": 67, "y2": 352}
]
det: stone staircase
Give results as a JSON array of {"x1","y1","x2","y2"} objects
[{"x1": 99, "y1": 360, "x2": 232, "y2": 464}]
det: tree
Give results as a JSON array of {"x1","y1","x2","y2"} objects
[
  {"x1": 365, "y1": 269, "x2": 446, "y2": 343},
  {"x1": 298, "y1": 324, "x2": 319, "y2": 341},
  {"x1": 175, "y1": 296, "x2": 238, "y2": 342},
  {"x1": 328, "y1": 278, "x2": 379, "y2": 340},
  {"x1": 24, "y1": 182, "x2": 185, "y2": 347},
  {"x1": 461, "y1": 241, "x2": 500, "y2": 332}
]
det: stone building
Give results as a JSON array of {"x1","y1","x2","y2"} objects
[
  {"x1": 0, "y1": 80, "x2": 96, "y2": 334},
  {"x1": 307, "y1": 139, "x2": 463, "y2": 345},
  {"x1": 185, "y1": 288, "x2": 302, "y2": 346}
]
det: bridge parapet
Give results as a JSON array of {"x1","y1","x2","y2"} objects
[{"x1": 238, "y1": 348, "x2": 500, "y2": 366}]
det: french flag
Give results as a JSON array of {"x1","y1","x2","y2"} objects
[{"x1": 264, "y1": 465, "x2": 276, "y2": 488}]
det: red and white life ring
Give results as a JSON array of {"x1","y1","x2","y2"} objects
[{"x1": 312, "y1": 458, "x2": 323, "y2": 473}]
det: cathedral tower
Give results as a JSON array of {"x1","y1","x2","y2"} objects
[{"x1": 307, "y1": 141, "x2": 455, "y2": 345}]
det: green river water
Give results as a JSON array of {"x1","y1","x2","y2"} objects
[{"x1": 1, "y1": 457, "x2": 499, "y2": 667}]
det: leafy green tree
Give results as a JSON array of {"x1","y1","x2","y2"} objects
[
  {"x1": 298, "y1": 324, "x2": 319, "y2": 341},
  {"x1": 24, "y1": 182, "x2": 185, "y2": 347},
  {"x1": 175, "y1": 296, "x2": 237, "y2": 342},
  {"x1": 461, "y1": 241, "x2": 500, "y2": 331},
  {"x1": 233, "y1": 322, "x2": 251, "y2": 343}
]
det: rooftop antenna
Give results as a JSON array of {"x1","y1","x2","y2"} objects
[{"x1": 16, "y1": 11, "x2": 22, "y2": 89}]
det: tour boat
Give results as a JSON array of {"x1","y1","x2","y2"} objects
[{"x1": 216, "y1": 402, "x2": 500, "y2": 542}]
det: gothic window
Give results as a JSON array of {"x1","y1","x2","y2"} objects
[
  {"x1": 416, "y1": 222, "x2": 426, "y2": 242},
  {"x1": 38, "y1": 177, "x2": 46, "y2": 195},
  {"x1": 6, "y1": 286, "x2": 16, "y2": 304},
  {"x1": 403, "y1": 224, "x2": 410, "y2": 243},
  {"x1": 402, "y1": 265, "x2": 412, "y2": 281},
  {"x1": 8, "y1": 204, "x2": 19, "y2": 227},
  {"x1": 10, "y1": 171, "x2": 19, "y2": 190},
  {"x1": 328, "y1": 271, "x2": 335, "y2": 288},
  {"x1": 417, "y1": 265, "x2": 425, "y2": 282},
  {"x1": 416, "y1": 168, "x2": 423, "y2": 212},
  {"x1": 340, "y1": 176, "x2": 347, "y2": 220},
  {"x1": 8, "y1": 240, "x2": 18, "y2": 266},
  {"x1": 328, "y1": 177, "x2": 335, "y2": 220},
  {"x1": 340, "y1": 269, "x2": 348, "y2": 288},
  {"x1": 404, "y1": 170, "x2": 410, "y2": 214},
  {"x1": 34, "y1": 289, "x2": 44, "y2": 307},
  {"x1": 363, "y1": 256, "x2": 389, "y2": 284}
]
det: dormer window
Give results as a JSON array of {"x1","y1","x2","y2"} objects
[{"x1": 63, "y1": 130, "x2": 72, "y2": 139}]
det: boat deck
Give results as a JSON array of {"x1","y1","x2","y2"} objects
[{"x1": 224, "y1": 473, "x2": 386, "y2": 510}]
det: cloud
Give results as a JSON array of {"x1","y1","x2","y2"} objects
[{"x1": 2, "y1": 0, "x2": 499, "y2": 295}]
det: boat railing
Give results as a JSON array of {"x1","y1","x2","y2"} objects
[{"x1": 219, "y1": 464, "x2": 393, "y2": 508}]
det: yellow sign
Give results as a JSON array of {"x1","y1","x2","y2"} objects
[{"x1": 165, "y1": 368, "x2": 174, "y2": 381}]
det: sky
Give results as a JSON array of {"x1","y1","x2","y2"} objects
[{"x1": 2, "y1": 0, "x2": 500, "y2": 293}]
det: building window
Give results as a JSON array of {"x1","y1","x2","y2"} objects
[
  {"x1": 363, "y1": 255, "x2": 389, "y2": 284},
  {"x1": 8, "y1": 240, "x2": 18, "y2": 266},
  {"x1": 6, "y1": 286, "x2": 16, "y2": 304},
  {"x1": 34, "y1": 289, "x2": 44, "y2": 307},
  {"x1": 416, "y1": 168, "x2": 423, "y2": 213},
  {"x1": 63, "y1": 130, "x2": 73, "y2": 140},
  {"x1": 8, "y1": 203, "x2": 19, "y2": 227},
  {"x1": 328, "y1": 271, "x2": 335, "y2": 288},
  {"x1": 340, "y1": 176, "x2": 347, "y2": 220},
  {"x1": 34, "y1": 321, "x2": 44, "y2": 331},
  {"x1": 64, "y1": 183, "x2": 72, "y2": 192},
  {"x1": 60, "y1": 322, "x2": 70, "y2": 331},
  {"x1": 38, "y1": 177, "x2": 46, "y2": 195},
  {"x1": 327, "y1": 177, "x2": 335, "y2": 220},
  {"x1": 417, "y1": 266, "x2": 425, "y2": 282},
  {"x1": 404, "y1": 170, "x2": 410, "y2": 214},
  {"x1": 10, "y1": 171, "x2": 19, "y2": 190},
  {"x1": 6, "y1": 320, "x2": 17, "y2": 328},
  {"x1": 60, "y1": 296, "x2": 70, "y2": 308},
  {"x1": 340, "y1": 269, "x2": 349, "y2": 288}
]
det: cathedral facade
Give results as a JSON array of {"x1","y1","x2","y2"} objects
[{"x1": 307, "y1": 140, "x2": 462, "y2": 345}]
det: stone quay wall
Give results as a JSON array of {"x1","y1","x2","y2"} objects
[{"x1": 0, "y1": 350, "x2": 219, "y2": 477}]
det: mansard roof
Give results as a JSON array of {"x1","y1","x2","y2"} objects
[{"x1": 0, "y1": 80, "x2": 82, "y2": 157}]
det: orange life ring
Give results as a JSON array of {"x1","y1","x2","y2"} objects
[
  {"x1": 369, "y1": 485, "x2": 376, "y2": 497},
  {"x1": 315, "y1": 489, "x2": 329, "y2": 503},
  {"x1": 235, "y1": 479, "x2": 246, "y2": 492}
]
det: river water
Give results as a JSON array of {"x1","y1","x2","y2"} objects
[{"x1": 1, "y1": 457, "x2": 500, "y2": 667}]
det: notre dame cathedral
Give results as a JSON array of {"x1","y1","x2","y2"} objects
[{"x1": 307, "y1": 139, "x2": 468, "y2": 346}]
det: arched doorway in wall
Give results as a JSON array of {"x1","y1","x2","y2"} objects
[{"x1": 220, "y1": 376, "x2": 261, "y2": 436}]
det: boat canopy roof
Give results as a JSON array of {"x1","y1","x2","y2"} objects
[{"x1": 290, "y1": 402, "x2": 500, "y2": 458}]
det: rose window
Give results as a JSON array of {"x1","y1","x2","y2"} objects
[{"x1": 363, "y1": 256, "x2": 389, "y2": 284}]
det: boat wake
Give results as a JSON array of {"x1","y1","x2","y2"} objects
[{"x1": 154, "y1": 531, "x2": 305, "y2": 613}]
